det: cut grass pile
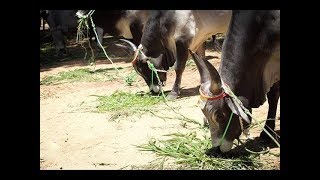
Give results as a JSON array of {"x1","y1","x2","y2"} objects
[
  {"x1": 137, "y1": 132, "x2": 263, "y2": 170},
  {"x1": 94, "y1": 91, "x2": 164, "y2": 119}
]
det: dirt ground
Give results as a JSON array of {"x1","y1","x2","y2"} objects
[{"x1": 40, "y1": 38, "x2": 280, "y2": 170}]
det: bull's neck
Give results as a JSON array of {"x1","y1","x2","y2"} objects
[{"x1": 218, "y1": 14, "x2": 268, "y2": 107}]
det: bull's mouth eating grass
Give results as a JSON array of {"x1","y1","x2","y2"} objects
[
  {"x1": 40, "y1": 67, "x2": 124, "y2": 85},
  {"x1": 136, "y1": 131, "x2": 266, "y2": 170}
]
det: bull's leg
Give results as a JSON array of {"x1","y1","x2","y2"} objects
[
  {"x1": 167, "y1": 40, "x2": 190, "y2": 100},
  {"x1": 259, "y1": 81, "x2": 280, "y2": 143},
  {"x1": 51, "y1": 30, "x2": 67, "y2": 56}
]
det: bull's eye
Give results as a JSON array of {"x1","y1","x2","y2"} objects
[{"x1": 215, "y1": 111, "x2": 224, "y2": 122}]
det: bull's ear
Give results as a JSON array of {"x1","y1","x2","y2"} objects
[{"x1": 225, "y1": 97, "x2": 251, "y2": 123}]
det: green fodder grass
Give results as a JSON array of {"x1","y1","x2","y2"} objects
[
  {"x1": 137, "y1": 132, "x2": 263, "y2": 170},
  {"x1": 125, "y1": 71, "x2": 137, "y2": 86},
  {"x1": 40, "y1": 67, "x2": 123, "y2": 85},
  {"x1": 94, "y1": 91, "x2": 164, "y2": 119}
]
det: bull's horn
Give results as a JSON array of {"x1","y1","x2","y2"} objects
[
  {"x1": 188, "y1": 49, "x2": 222, "y2": 95},
  {"x1": 119, "y1": 39, "x2": 137, "y2": 51}
]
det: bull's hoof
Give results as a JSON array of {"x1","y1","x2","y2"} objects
[{"x1": 167, "y1": 92, "x2": 179, "y2": 101}]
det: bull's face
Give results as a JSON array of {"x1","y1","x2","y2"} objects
[
  {"x1": 189, "y1": 50, "x2": 250, "y2": 153},
  {"x1": 121, "y1": 39, "x2": 167, "y2": 94},
  {"x1": 202, "y1": 93, "x2": 244, "y2": 153},
  {"x1": 133, "y1": 54, "x2": 167, "y2": 94}
]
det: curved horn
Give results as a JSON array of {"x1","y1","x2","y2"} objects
[
  {"x1": 119, "y1": 39, "x2": 137, "y2": 51},
  {"x1": 120, "y1": 39, "x2": 149, "y2": 62},
  {"x1": 188, "y1": 49, "x2": 222, "y2": 95}
]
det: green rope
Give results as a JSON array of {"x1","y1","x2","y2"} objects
[
  {"x1": 78, "y1": 10, "x2": 140, "y2": 85},
  {"x1": 147, "y1": 61, "x2": 166, "y2": 100},
  {"x1": 88, "y1": 11, "x2": 122, "y2": 75},
  {"x1": 219, "y1": 112, "x2": 233, "y2": 146},
  {"x1": 151, "y1": 68, "x2": 154, "y2": 88},
  {"x1": 146, "y1": 61, "x2": 201, "y2": 125}
]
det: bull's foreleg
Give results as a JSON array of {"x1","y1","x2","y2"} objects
[
  {"x1": 260, "y1": 81, "x2": 280, "y2": 143},
  {"x1": 167, "y1": 40, "x2": 190, "y2": 100},
  {"x1": 51, "y1": 30, "x2": 67, "y2": 56}
]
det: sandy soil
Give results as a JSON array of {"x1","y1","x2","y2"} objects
[{"x1": 40, "y1": 41, "x2": 280, "y2": 170}]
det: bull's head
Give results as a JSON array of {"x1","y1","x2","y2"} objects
[
  {"x1": 189, "y1": 49, "x2": 251, "y2": 153},
  {"x1": 121, "y1": 39, "x2": 168, "y2": 94}
]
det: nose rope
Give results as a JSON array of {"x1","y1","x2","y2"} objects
[
  {"x1": 132, "y1": 45, "x2": 167, "y2": 88},
  {"x1": 146, "y1": 59, "x2": 167, "y2": 87},
  {"x1": 219, "y1": 112, "x2": 234, "y2": 146}
]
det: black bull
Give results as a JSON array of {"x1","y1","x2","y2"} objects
[{"x1": 189, "y1": 10, "x2": 280, "y2": 153}]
